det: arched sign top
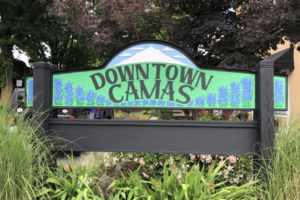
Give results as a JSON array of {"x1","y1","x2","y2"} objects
[
  {"x1": 106, "y1": 42, "x2": 197, "y2": 69},
  {"x1": 25, "y1": 40, "x2": 287, "y2": 110}
]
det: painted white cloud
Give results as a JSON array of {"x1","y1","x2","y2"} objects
[
  {"x1": 120, "y1": 53, "x2": 131, "y2": 57},
  {"x1": 162, "y1": 47, "x2": 174, "y2": 51},
  {"x1": 130, "y1": 47, "x2": 144, "y2": 50},
  {"x1": 173, "y1": 55, "x2": 186, "y2": 59},
  {"x1": 116, "y1": 46, "x2": 186, "y2": 66}
]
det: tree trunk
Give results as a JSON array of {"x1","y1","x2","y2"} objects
[{"x1": 0, "y1": 44, "x2": 14, "y2": 105}]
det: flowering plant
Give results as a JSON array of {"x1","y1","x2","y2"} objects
[{"x1": 103, "y1": 152, "x2": 253, "y2": 185}]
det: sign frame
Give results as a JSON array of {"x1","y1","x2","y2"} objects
[{"x1": 27, "y1": 40, "x2": 279, "y2": 171}]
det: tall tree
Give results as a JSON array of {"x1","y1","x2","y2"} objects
[
  {"x1": 0, "y1": 0, "x2": 52, "y2": 102},
  {"x1": 50, "y1": 0, "x2": 300, "y2": 70},
  {"x1": 0, "y1": 0, "x2": 99, "y2": 102}
]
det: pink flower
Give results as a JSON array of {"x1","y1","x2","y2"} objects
[
  {"x1": 200, "y1": 154, "x2": 206, "y2": 162},
  {"x1": 159, "y1": 162, "x2": 163, "y2": 166},
  {"x1": 219, "y1": 156, "x2": 224, "y2": 160},
  {"x1": 177, "y1": 172, "x2": 182, "y2": 180},
  {"x1": 150, "y1": 165, "x2": 153, "y2": 169},
  {"x1": 200, "y1": 154, "x2": 212, "y2": 163},
  {"x1": 142, "y1": 172, "x2": 149, "y2": 179},
  {"x1": 218, "y1": 161, "x2": 223, "y2": 166},
  {"x1": 227, "y1": 165, "x2": 234, "y2": 171},
  {"x1": 134, "y1": 158, "x2": 138, "y2": 162},
  {"x1": 205, "y1": 155, "x2": 212, "y2": 163},
  {"x1": 169, "y1": 156, "x2": 174, "y2": 165},
  {"x1": 227, "y1": 155, "x2": 237, "y2": 164},
  {"x1": 190, "y1": 154, "x2": 196, "y2": 161},
  {"x1": 224, "y1": 170, "x2": 229, "y2": 179},
  {"x1": 104, "y1": 159, "x2": 109, "y2": 166},
  {"x1": 234, "y1": 177, "x2": 239, "y2": 183},
  {"x1": 113, "y1": 157, "x2": 119, "y2": 162},
  {"x1": 139, "y1": 158, "x2": 145, "y2": 165},
  {"x1": 128, "y1": 154, "x2": 133, "y2": 158}
]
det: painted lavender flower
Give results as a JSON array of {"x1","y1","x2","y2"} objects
[
  {"x1": 167, "y1": 101, "x2": 176, "y2": 106},
  {"x1": 27, "y1": 79, "x2": 33, "y2": 104},
  {"x1": 64, "y1": 82, "x2": 74, "y2": 105},
  {"x1": 158, "y1": 100, "x2": 165, "y2": 106},
  {"x1": 241, "y1": 78, "x2": 252, "y2": 103},
  {"x1": 195, "y1": 96, "x2": 205, "y2": 106},
  {"x1": 54, "y1": 78, "x2": 63, "y2": 104},
  {"x1": 230, "y1": 82, "x2": 240, "y2": 105},
  {"x1": 207, "y1": 93, "x2": 216, "y2": 105},
  {"x1": 86, "y1": 90, "x2": 96, "y2": 104},
  {"x1": 106, "y1": 98, "x2": 112, "y2": 105},
  {"x1": 218, "y1": 87, "x2": 228, "y2": 105},
  {"x1": 96, "y1": 95, "x2": 105, "y2": 104},
  {"x1": 75, "y1": 86, "x2": 85, "y2": 104},
  {"x1": 142, "y1": 100, "x2": 148, "y2": 106},
  {"x1": 150, "y1": 100, "x2": 156, "y2": 105},
  {"x1": 274, "y1": 79, "x2": 284, "y2": 104},
  {"x1": 134, "y1": 100, "x2": 141, "y2": 105},
  {"x1": 188, "y1": 100, "x2": 194, "y2": 106}
]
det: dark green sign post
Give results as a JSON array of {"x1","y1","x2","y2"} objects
[{"x1": 26, "y1": 40, "x2": 284, "y2": 164}]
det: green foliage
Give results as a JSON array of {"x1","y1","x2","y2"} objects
[
  {"x1": 0, "y1": 0, "x2": 98, "y2": 77},
  {"x1": 110, "y1": 162, "x2": 258, "y2": 200},
  {"x1": 0, "y1": 104, "x2": 52, "y2": 200},
  {"x1": 199, "y1": 112, "x2": 225, "y2": 121},
  {"x1": 106, "y1": 152, "x2": 253, "y2": 187},
  {"x1": 108, "y1": 167, "x2": 146, "y2": 200},
  {"x1": 39, "y1": 155, "x2": 103, "y2": 200}
]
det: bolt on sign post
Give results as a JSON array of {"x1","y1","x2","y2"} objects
[{"x1": 26, "y1": 40, "x2": 287, "y2": 165}]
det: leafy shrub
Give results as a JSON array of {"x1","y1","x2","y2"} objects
[
  {"x1": 104, "y1": 152, "x2": 253, "y2": 185},
  {"x1": 110, "y1": 161, "x2": 258, "y2": 200},
  {"x1": 39, "y1": 155, "x2": 103, "y2": 200}
]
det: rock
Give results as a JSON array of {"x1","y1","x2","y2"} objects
[{"x1": 94, "y1": 161, "x2": 140, "y2": 199}]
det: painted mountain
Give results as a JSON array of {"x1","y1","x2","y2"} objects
[
  {"x1": 106, "y1": 43, "x2": 197, "y2": 68},
  {"x1": 116, "y1": 46, "x2": 186, "y2": 66}
]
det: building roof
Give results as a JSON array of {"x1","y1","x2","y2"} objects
[{"x1": 266, "y1": 44, "x2": 294, "y2": 72}]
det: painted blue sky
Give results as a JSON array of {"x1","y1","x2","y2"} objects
[{"x1": 106, "y1": 43, "x2": 197, "y2": 68}]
